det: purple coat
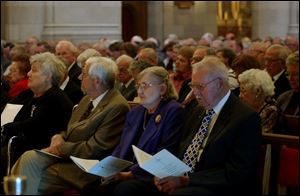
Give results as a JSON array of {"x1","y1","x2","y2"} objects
[{"x1": 112, "y1": 99, "x2": 184, "y2": 179}]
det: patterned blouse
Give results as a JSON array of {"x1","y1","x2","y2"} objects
[{"x1": 259, "y1": 98, "x2": 279, "y2": 133}]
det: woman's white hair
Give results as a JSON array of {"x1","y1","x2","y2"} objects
[
  {"x1": 238, "y1": 68, "x2": 275, "y2": 98},
  {"x1": 30, "y1": 52, "x2": 66, "y2": 86}
]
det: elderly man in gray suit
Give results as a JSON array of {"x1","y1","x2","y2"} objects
[{"x1": 10, "y1": 56, "x2": 130, "y2": 195}]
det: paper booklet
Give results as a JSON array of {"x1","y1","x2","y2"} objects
[
  {"x1": 70, "y1": 155, "x2": 133, "y2": 177},
  {"x1": 1, "y1": 103, "x2": 23, "y2": 126},
  {"x1": 132, "y1": 145, "x2": 191, "y2": 178},
  {"x1": 34, "y1": 149, "x2": 63, "y2": 159}
]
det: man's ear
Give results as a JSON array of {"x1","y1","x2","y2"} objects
[
  {"x1": 216, "y1": 78, "x2": 222, "y2": 89},
  {"x1": 94, "y1": 76, "x2": 102, "y2": 86}
]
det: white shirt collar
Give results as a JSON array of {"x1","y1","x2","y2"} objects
[
  {"x1": 91, "y1": 90, "x2": 108, "y2": 109},
  {"x1": 68, "y1": 61, "x2": 76, "y2": 72},
  {"x1": 211, "y1": 90, "x2": 231, "y2": 115},
  {"x1": 59, "y1": 76, "x2": 70, "y2": 90},
  {"x1": 273, "y1": 69, "x2": 285, "y2": 82},
  {"x1": 122, "y1": 78, "x2": 134, "y2": 88}
]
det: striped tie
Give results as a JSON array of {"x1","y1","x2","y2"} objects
[{"x1": 79, "y1": 101, "x2": 94, "y2": 121}]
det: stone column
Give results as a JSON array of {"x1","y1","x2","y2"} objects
[
  {"x1": 4, "y1": 1, "x2": 45, "y2": 43},
  {"x1": 147, "y1": 1, "x2": 164, "y2": 47},
  {"x1": 252, "y1": 1, "x2": 289, "y2": 39},
  {"x1": 287, "y1": 1, "x2": 299, "y2": 38},
  {"x1": 42, "y1": 1, "x2": 122, "y2": 43}
]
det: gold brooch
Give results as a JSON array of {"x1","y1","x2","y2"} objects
[{"x1": 155, "y1": 114, "x2": 161, "y2": 124}]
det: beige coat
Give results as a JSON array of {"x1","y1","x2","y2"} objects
[{"x1": 43, "y1": 89, "x2": 130, "y2": 189}]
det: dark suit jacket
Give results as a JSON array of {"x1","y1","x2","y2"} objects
[
  {"x1": 177, "y1": 93, "x2": 261, "y2": 195},
  {"x1": 68, "y1": 62, "x2": 81, "y2": 87},
  {"x1": 275, "y1": 90, "x2": 299, "y2": 134},
  {"x1": 119, "y1": 80, "x2": 137, "y2": 101},
  {"x1": 64, "y1": 79, "x2": 84, "y2": 105},
  {"x1": 273, "y1": 70, "x2": 291, "y2": 99},
  {"x1": 178, "y1": 79, "x2": 192, "y2": 103},
  {"x1": 3, "y1": 87, "x2": 73, "y2": 152},
  {"x1": 112, "y1": 100, "x2": 184, "y2": 179}
]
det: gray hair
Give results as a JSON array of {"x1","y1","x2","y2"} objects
[
  {"x1": 30, "y1": 52, "x2": 66, "y2": 86},
  {"x1": 129, "y1": 60, "x2": 152, "y2": 73},
  {"x1": 192, "y1": 55, "x2": 229, "y2": 85},
  {"x1": 138, "y1": 48, "x2": 158, "y2": 65},
  {"x1": 138, "y1": 66, "x2": 178, "y2": 101},
  {"x1": 238, "y1": 69, "x2": 275, "y2": 98},
  {"x1": 77, "y1": 48, "x2": 101, "y2": 67},
  {"x1": 286, "y1": 51, "x2": 299, "y2": 67},
  {"x1": 266, "y1": 44, "x2": 290, "y2": 62},
  {"x1": 85, "y1": 56, "x2": 117, "y2": 89},
  {"x1": 116, "y1": 54, "x2": 134, "y2": 65},
  {"x1": 195, "y1": 45, "x2": 216, "y2": 55},
  {"x1": 56, "y1": 40, "x2": 79, "y2": 55}
]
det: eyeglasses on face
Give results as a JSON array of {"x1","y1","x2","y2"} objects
[
  {"x1": 191, "y1": 57, "x2": 203, "y2": 63},
  {"x1": 135, "y1": 82, "x2": 161, "y2": 90},
  {"x1": 188, "y1": 77, "x2": 220, "y2": 91},
  {"x1": 118, "y1": 68, "x2": 129, "y2": 73},
  {"x1": 264, "y1": 58, "x2": 282, "y2": 64}
]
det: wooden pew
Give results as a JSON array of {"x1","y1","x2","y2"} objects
[
  {"x1": 260, "y1": 132, "x2": 299, "y2": 195},
  {"x1": 262, "y1": 132, "x2": 299, "y2": 147}
]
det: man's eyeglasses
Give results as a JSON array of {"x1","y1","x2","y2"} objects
[
  {"x1": 191, "y1": 57, "x2": 203, "y2": 63},
  {"x1": 264, "y1": 58, "x2": 282, "y2": 64},
  {"x1": 188, "y1": 77, "x2": 220, "y2": 91},
  {"x1": 118, "y1": 68, "x2": 129, "y2": 73},
  {"x1": 135, "y1": 82, "x2": 161, "y2": 90}
]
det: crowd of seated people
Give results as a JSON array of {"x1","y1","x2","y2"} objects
[{"x1": 0, "y1": 32, "x2": 298, "y2": 195}]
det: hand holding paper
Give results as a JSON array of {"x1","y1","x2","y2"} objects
[{"x1": 132, "y1": 145, "x2": 191, "y2": 178}]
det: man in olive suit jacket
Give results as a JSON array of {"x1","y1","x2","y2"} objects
[{"x1": 11, "y1": 57, "x2": 130, "y2": 195}]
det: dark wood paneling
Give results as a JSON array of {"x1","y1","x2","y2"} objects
[{"x1": 122, "y1": 1, "x2": 147, "y2": 42}]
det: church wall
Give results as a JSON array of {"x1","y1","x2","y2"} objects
[{"x1": 1, "y1": 1, "x2": 298, "y2": 44}]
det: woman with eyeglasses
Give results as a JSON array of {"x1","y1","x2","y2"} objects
[{"x1": 82, "y1": 66, "x2": 184, "y2": 194}]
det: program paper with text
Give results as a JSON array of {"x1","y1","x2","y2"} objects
[
  {"x1": 132, "y1": 145, "x2": 191, "y2": 178},
  {"x1": 1, "y1": 104, "x2": 23, "y2": 126}
]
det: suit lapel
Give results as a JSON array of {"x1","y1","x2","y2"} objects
[
  {"x1": 205, "y1": 94, "x2": 235, "y2": 146},
  {"x1": 179, "y1": 108, "x2": 206, "y2": 157},
  {"x1": 88, "y1": 89, "x2": 116, "y2": 118},
  {"x1": 137, "y1": 104, "x2": 163, "y2": 149},
  {"x1": 67, "y1": 90, "x2": 115, "y2": 135}
]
